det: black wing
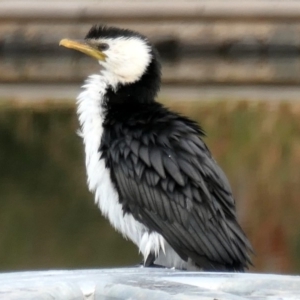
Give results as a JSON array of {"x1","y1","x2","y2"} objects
[{"x1": 101, "y1": 107, "x2": 252, "y2": 271}]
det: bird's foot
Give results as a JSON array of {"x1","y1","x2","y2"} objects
[
  {"x1": 146, "y1": 263, "x2": 166, "y2": 268},
  {"x1": 132, "y1": 260, "x2": 166, "y2": 269}
]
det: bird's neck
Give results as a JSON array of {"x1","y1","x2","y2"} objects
[
  {"x1": 76, "y1": 55, "x2": 161, "y2": 135},
  {"x1": 104, "y1": 55, "x2": 161, "y2": 105}
]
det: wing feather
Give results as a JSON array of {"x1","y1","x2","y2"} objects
[
  {"x1": 102, "y1": 112, "x2": 252, "y2": 271},
  {"x1": 139, "y1": 145, "x2": 151, "y2": 166},
  {"x1": 149, "y1": 147, "x2": 166, "y2": 178},
  {"x1": 162, "y1": 155, "x2": 185, "y2": 186}
]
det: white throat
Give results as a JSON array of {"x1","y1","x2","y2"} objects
[{"x1": 76, "y1": 74, "x2": 166, "y2": 264}]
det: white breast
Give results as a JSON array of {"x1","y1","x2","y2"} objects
[{"x1": 76, "y1": 73, "x2": 165, "y2": 262}]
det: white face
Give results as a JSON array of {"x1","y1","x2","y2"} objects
[{"x1": 91, "y1": 37, "x2": 152, "y2": 85}]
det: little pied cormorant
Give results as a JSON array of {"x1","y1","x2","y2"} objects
[{"x1": 60, "y1": 25, "x2": 253, "y2": 271}]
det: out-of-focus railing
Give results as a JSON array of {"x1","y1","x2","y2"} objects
[{"x1": 1, "y1": 1, "x2": 300, "y2": 100}]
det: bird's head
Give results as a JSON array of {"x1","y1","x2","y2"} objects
[{"x1": 60, "y1": 25, "x2": 160, "y2": 88}]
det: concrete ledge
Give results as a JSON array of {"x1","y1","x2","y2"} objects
[{"x1": 0, "y1": 268, "x2": 300, "y2": 299}]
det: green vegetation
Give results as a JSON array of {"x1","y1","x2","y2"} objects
[{"x1": 0, "y1": 99, "x2": 300, "y2": 273}]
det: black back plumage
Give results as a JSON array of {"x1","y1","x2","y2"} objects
[
  {"x1": 100, "y1": 99, "x2": 252, "y2": 271},
  {"x1": 92, "y1": 25, "x2": 253, "y2": 271}
]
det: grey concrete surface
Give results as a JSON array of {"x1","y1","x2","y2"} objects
[{"x1": 0, "y1": 268, "x2": 300, "y2": 299}]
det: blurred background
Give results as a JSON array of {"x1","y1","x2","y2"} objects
[{"x1": 1, "y1": 0, "x2": 300, "y2": 274}]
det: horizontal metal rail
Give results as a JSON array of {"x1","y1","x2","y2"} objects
[
  {"x1": 1, "y1": 1, "x2": 300, "y2": 22},
  {"x1": 2, "y1": 83, "x2": 300, "y2": 103}
]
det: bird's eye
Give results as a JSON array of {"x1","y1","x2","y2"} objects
[{"x1": 98, "y1": 43, "x2": 109, "y2": 51}]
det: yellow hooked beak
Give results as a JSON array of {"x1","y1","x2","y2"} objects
[{"x1": 59, "y1": 39, "x2": 106, "y2": 61}]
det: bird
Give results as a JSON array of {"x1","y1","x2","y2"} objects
[{"x1": 59, "y1": 25, "x2": 253, "y2": 271}]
